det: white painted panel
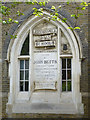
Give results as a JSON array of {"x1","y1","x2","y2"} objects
[{"x1": 33, "y1": 52, "x2": 58, "y2": 82}]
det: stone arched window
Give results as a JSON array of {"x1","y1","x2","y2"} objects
[{"x1": 6, "y1": 10, "x2": 84, "y2": 114}]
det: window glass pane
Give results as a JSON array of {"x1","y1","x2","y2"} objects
[
  {"x1": 67, "y1": 70, "x2": 71, "y2": 79},
  {"x1": 20, "y1": 60, "x2": 24, "y2": 69},
  {"x1": 62, "y1": 70, "x2": 66, "y2": 80},
  {"x1": 25, "y1": 70, "x2": 29, "y2": 80},
  {"x1": 20, "y1": 70, "x2": 24, "y2": 80},
  {"x1": 67, "y1": 81, "x2": 71, "y2": 91},
  {"x1": 20, "y1": 82, "x2": 24, "y2": 91},
  {"x1": 20, "y1": 34, "x2": 29, "y2": 55},
  {"x1": 62, "y1": 59, "x2": 66, "y2": 69},
  {"x1": 62, "y1": 81, "x2": 66, "y2": 91},
  {"x1": 67, "y1": 59, "x2": 71, "y2": 68},
  {"x1": 25, "y1": 81, "x2": 29, "y2": 91},
  {"x1": 25, "y1": 60, "x2": 29, "y2": 69},
  {"x1": 19, "y1": 59, "x2": 29, "y2": 92}
]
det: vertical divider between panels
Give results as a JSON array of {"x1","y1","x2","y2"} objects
[
  {"x1": 24, "y1": 60, "x2": 25, "y2": 91},
  {"x1": 66, "y1": 58, "x2": 67, "y2": 91},
  {"x1": 61, "y1": 58, "x2": 62, "y2": 92},
  {"x1": 29, "y1": 29, "x2": 32, "y2": 99},
  {"x1": 58, "y1": 27, "x2": 61, "y2": 99}
]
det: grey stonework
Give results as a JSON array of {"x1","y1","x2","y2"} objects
[{"x1": 1, "y1": 2, "x2": 89, "y2": 119}]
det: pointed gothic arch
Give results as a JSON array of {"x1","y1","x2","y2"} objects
[{"x1": 6, "y1": 9, "x2": 84, "y2": 114}]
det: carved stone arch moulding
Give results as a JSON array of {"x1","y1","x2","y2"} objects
[
  {"x1": 7, "y1": 8, "x2": 83, "y2": 61},
  {"x1": 6, "y1": 9, "x2": 84, "y2": 114}
]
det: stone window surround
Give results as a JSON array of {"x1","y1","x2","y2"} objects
[{"x1": 6, "y1": 10, "x2": 84, "y2": 114}]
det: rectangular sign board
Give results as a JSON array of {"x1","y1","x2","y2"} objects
[
  {"x1": 33, "y1": 52, "x2": 58, "y2": 83},
  {"x1": 33, "y1": 28, "x2": 57, "y2": 35},
  {"x1": 34, "y1": 81, "x2": 57, "y2": 90},
  {"x1": 35, "y1": 41, "x2": 55, "y2": 47}
]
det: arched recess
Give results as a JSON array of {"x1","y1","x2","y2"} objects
[{"x1": 6, "y1": 10, "x2": 84, "y2": 114}]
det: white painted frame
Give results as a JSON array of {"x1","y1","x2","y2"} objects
[
  {"x1": 61, "y1": 58, "x2": 72, "y2": 92},
  {"x1": 19, "y1": 60, "x2": 29, "y2": 91}
]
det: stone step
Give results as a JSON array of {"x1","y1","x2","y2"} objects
[{"x1": 12, "y1": 103, "x2": 77, "y2": 114}]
